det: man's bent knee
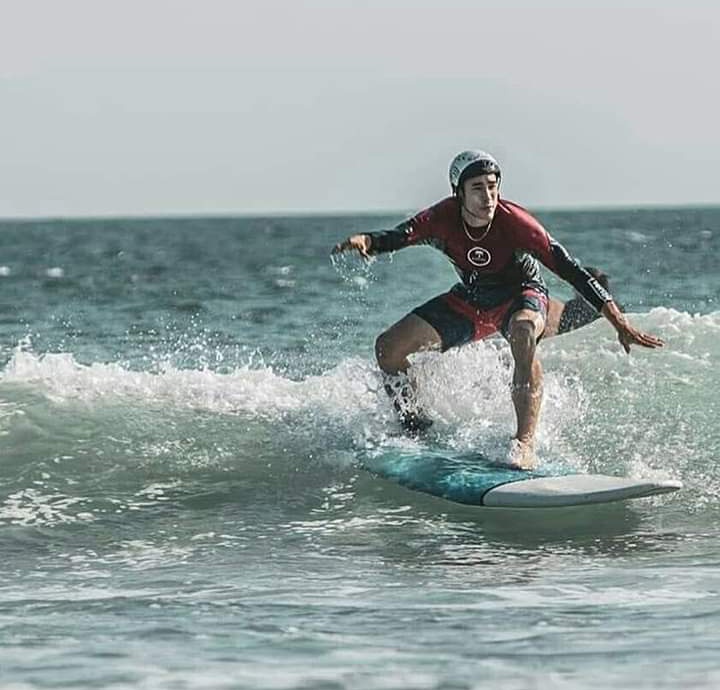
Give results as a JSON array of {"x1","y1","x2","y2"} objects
[
  {"x1": 375, "y1": 314, "x2": 442, "y2": 375},
  {"x1": 375, "y1": 330, "x2": 417, "y2": 374},
  {"x1": 375, "y1": 331, "x2": 405, "y2": 374}
]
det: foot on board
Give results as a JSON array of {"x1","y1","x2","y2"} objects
[
  {"x1": 383, "y1": 374, "x2": 433, "y2": 436},
  {"x1": 505, "y1": 438, "x2": 537, "y2": 471},
  {"x1": 398, "y1": 409, "x2": 434, "y2": 436}
]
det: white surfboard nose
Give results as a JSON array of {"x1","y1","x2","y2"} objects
[{"x1": 481, "y1": 475, "x2": 683, "y2": 508}]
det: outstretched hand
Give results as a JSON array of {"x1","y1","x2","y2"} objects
[
  {"x1": 332, "y1": 234, "x2": 371, "y2": 260},
  {"x1": 601, "y1": 302, "x2": 664, "y2": 354},
  {"x1": 615, "y1": 322, "x2": 664, "y2": 354}
]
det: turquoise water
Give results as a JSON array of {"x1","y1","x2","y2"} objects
[{"x1": 1, "y1": 208, "x2": 719, "y2": 688}]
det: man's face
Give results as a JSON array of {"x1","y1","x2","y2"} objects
[{"x1": 461, "y1": 173, "x2": 499, "y2": 226}]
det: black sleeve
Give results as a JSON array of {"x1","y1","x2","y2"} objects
[
  {"x1": 549, "y1": 239, "x2": 613, "y2": 311},
  {"x1": 366, "y1": 220, "x2": 414, "y2": 254}
]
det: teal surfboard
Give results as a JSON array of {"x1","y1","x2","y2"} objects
[{"x1": 358, "y1": 448, "x2": 682, "y2": 508}]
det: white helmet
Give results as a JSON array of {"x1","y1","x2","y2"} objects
[{"x1": 449, "y1": 150, "x2": 501, "y2": 193}]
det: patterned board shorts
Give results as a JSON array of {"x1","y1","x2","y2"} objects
[{"x1": 412, "y1": 287, "x2": 548, "y2": 351}]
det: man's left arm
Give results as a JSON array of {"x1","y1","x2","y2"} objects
[{"x1": 534, "y1": 234, "x2": 664, "y2": 352}]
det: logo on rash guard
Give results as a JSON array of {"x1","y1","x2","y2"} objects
[{"x1": 467, "y1": 246, "x2": 491, "y2": 267}]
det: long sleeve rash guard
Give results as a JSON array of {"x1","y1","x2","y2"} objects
[{"x1": 367, "y1": 197, "x2": 612, "y2": 310}]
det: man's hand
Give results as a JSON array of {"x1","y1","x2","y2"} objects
[
  {"x1": 601, "y1": 301, "x2": 664, "y2": 354},
  {"x1": 332, "y1": 234, "x2": 372, "y2": 259}
]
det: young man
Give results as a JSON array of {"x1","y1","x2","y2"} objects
[{"x1": 333, "y1": 151, "x2": 663, "y2": 469}]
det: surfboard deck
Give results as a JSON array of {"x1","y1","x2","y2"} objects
[
  {"x1": 481, "y1": 474, "x2": 682, "y2": 508},
  {"x1": 358, "y1": 448, "x2": 682, "y2": 508}
]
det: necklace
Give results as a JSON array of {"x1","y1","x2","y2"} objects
[{"x1": 462, "y1": 216, "x2": 492, "y2": 243}]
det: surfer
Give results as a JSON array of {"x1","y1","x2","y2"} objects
[{"x1": 333, "y1": 151, "x2": 663, "y2": 469}]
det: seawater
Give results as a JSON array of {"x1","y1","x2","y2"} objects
[{"x1": 0, "y1": 208, "x2": 719, "y2": 689}]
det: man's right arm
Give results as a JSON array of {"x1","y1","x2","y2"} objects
[
  {"x1": 333, "y1": 198, "x2": 451, "y2": 258},
  {"x1": 365, "y1": 220, "x2": 415, "y2": 254},
  {"x1": 332, "y1": 220, "x2": 416, "y2": 258}
]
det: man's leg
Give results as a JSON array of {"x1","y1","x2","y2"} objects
[
  {"x1": 506, "y1": 309, "x2": 545, "y2": 469},
  {"x1": 375, "y1": 313, "x2": 442, "y2": 374},
  {"x1": 542, "y1": 297, "x2": 564, "y2": 339},
  {"x1": 375, "y1": 313, "x2": 443, "y2": 432}
]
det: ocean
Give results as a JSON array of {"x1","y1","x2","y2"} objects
[{"x1": 1, "y1": 206, "x2": 719, "y2": 689}]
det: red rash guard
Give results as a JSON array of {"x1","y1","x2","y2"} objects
[{"x1": 367, "y1": 197, "x2": 612, "y2": 311}]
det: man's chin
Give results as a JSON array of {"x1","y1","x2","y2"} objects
[{"x1": 465, "y1": 207, "x2": 496, "y2": 227}]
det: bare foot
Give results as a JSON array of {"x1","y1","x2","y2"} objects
[{"x1": 507, "y1": 438, "x2": 537, "y2": 471}]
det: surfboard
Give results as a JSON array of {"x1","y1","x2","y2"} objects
[{"x1": 358, "y1": 448, "x2": 682, "y2": 508}]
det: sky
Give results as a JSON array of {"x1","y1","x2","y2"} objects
[{"x1": 1, "y1": 0, "x2": 719, "y2": 218}]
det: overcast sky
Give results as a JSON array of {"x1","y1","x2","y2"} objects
[{"x1": 1, "y1": 0, "x2": 719, "y2": 218}]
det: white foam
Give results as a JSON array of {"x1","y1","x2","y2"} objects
[
  {"x1": 627, "y1": 230, "x2": 650, "y2": 243},
  {"x1": 0, "y1": 336, "x2": 586, "y2": 470},
  {"x1": 405, "y1": 340, "x2": 586, "y2": 461},
  {"x1": 0, "y1": 488, "x2": 93, "y2": 526},
  {"x1": 2, "y1": 308, "x2": 717, "y2": 479},
  {"x1": 1, "y1": 344, "x2": 382, "y2": 420}
]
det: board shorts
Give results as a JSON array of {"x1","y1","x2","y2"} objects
[{"x1": 412, "y1": 286, "x2": 548, "y2": 352}]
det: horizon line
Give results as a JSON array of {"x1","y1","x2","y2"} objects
[{"x1": 1, "y1": 200, "x2": 719, "y2": 224}]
